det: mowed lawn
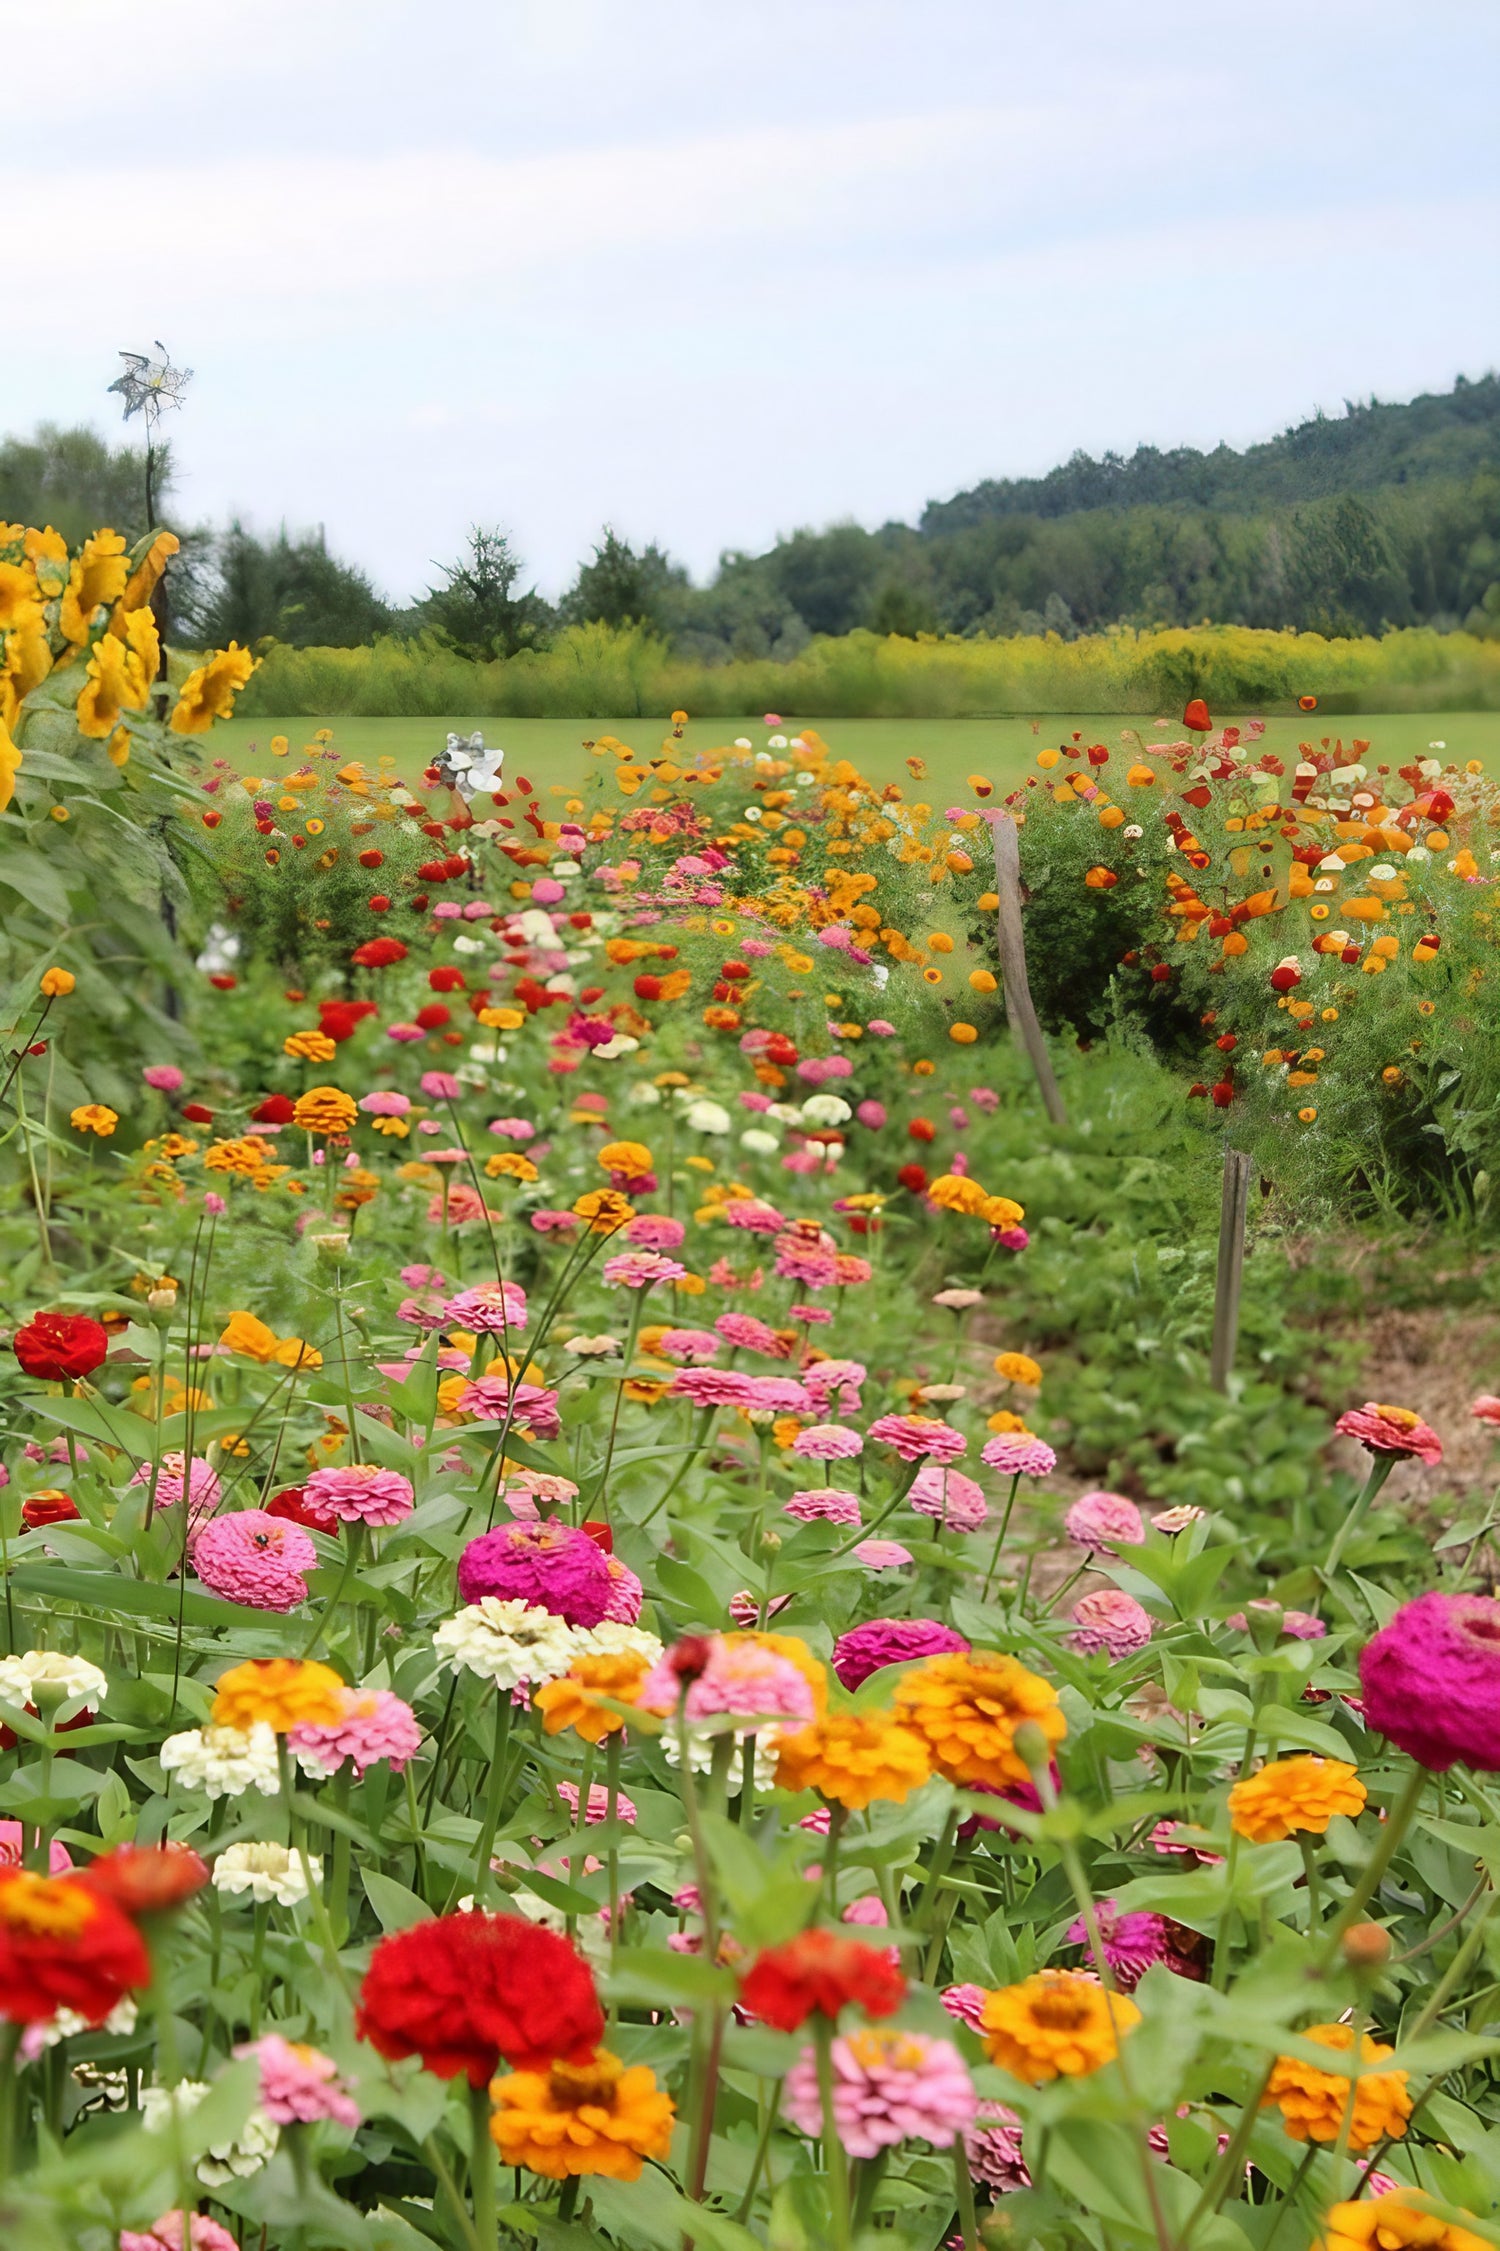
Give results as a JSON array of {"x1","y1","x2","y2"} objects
[{"x1": 213, "y1": 711, "x2": 1500, "y2": 805}]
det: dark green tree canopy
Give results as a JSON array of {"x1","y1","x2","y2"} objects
[{"x1": 418, "y1": 526, "x2": 553, "y2": 659}]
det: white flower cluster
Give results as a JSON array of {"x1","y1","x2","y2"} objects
[
  {"x1": 575, "y1": 1620, "x2": 663, "y2": 1667},
  {"x1": 142, "y1": 2077, "x2": 279, "y2": 2184},
  {"x1": 160, "y1": 1721, "x2": 280, "y2": 1800},
  {"x1": 433, "y1": 1598, "x2": 580, "y2": 1690},
  {"x1": 212, "y1": 1841, "x2": 320, "y2": 1906},
  {"x1": 0, "y1": 1649, "x2": 109, "y2": 1710}
]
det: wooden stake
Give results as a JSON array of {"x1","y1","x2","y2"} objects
[
  {"x1": 989, "y1": 813, "x2": 1068, "y2": 1129},
  {"x1": 1210, "y1": 1147, "x2": 1254, "y2": 1391}
]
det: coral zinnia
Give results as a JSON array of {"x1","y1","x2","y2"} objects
[
  {"x1": 1263, "y1": 2023, "x2": 1411, "y2": 2149},
  {"x1": 1333, "y1": 1403, "x2": 1443, "y2": 1465},
  {"x1": 1228, "y1": 1756, "x2": 1367, "y2": 1842},
  {"x1": 739, "y1": 1929, "x2": 906, "y2": 2029},
  {"x1": 979, "y1": 1970, "x2": 1140, "y2": 2085},
  {"x1": 774, "y1": 1711, "x2": 931, "y2": 1811},
  {"x1": 0, "y1": 1868, "x2": 149, "y2": 2023},
  {"x1": 211, "y1": 1659, "x2": 346, "y2": 1735},
  {"x1": 892, "y1": 1650, "x2": 1066, "y2": 1788},
  {"x1": 291, "y1": 1086, "x2": 358, "y2": 1136},
  {"x1": 357, "y1": 1911, "x2": 603, "y2": 2085},
  {"x1": 1314, "y1": 2191, "x2": 1490, "y2": 2251},
  {"x1": 490, "y1": 2050, "x2": 674, "y2": 2181},
  {"x1": 1360, "y1": 1592, "x2": 1500, "y2": 1770}
]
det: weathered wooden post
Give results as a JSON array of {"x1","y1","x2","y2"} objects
[
  {"x1": 1210, "y1": 1147, "x2": 1254, "y2": 1390},
  {"x1": 989, "y1": 812, "x2": 1068, "y2": 1129}
]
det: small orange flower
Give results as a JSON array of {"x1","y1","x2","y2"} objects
[
  {"x1": 980, "y1": 1971, "x2": 1139, "y2": 2083},
  {"x1": 292, "y1": 1086, "x2": 358, "y2": 1136},
  {"x1": 1228, "y1": 1756, "x2": 1366, "y2": 1843},
  {"x1": 212, "y1": 1658, "x2": 346, "y2": 1734},
  {"x1": 490, "y1": 2051, "x2": 674, "y2": 2181},
  {"x1": 892, "y1": 1651, "x2": 1065, "y2": 1789},
  {"x1": 1263, "y1": 2023, "x2": 1410, "y2": 2149},
  {"x1": 774, "y1": 1711, "x2": 931, "y2": 1811},
  {"x1": 535, "y1": 1651, "x2": 649, "y2": 1744}
]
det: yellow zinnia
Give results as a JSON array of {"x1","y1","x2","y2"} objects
[
  {"x1": 535, "y1": 1651, "x2": 649, "y2": 1743},
  {"x1": 212, "y1": 1658, "x2": 346, "y2": 1735},
  {"x1": 490, "y1": 2052, "x2": 675, "y2": 2182},
  {"x1": 1228, "y1": 1756, "x2": 1367, "y2": 1844},
  {"x1": 292, "y1": 1086, "x2": 358, "y2": 1136},
  {"x1": 774, "y1": 1710, "x2": 930, "y2": 1811},
  {"x1": 1263, "y1": 2023, "x2": 1411, "y2": 2150},
  {"x1": 70, "y1": 1104, "x2": 119, "y2": 1137},
  {"x1": 892, "y1": 1650, "x2": 1066, "y2": 1789},
  {"x1": 1315, "y1": 2193, "x2": 1490, "y2": 2251},
  {"x1": 980, "y1": 1970, "x2": 1140, "y2": 2084}
]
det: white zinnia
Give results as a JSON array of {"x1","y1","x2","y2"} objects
[
  {"x1": 0, "y1": 1650, "x2": 108, "y2": 1708},
  {"x1": 160, "y1": 1722, "x2": 281, "y2": 1800},
  {"x1": 142, "y1": 2079, "x2": 277, "y2": 2185},
  {"x1": 680, "y1": 1099, "x2": 731, "y2": 1135},
  {"x1": 434, "y1": 1599, "x2": 579, "y2": 1690},
  {"x1": 739, "y1": 1128, "x2": 780, "y2": 1155},
  {"x1": 212, "y1": 1841, "x2": 320, "y2": 1907},
  {"x1": 575, "y1": 1620, "x2": 664, "y2": 1667},
  {"x1": 801, "y1": 1094, "x2": 851, "y2": 1127},
  {"x1": 627, "y1": 1082, "x2": 663, "y2": 1108}
]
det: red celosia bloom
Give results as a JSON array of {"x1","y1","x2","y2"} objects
[
  {"x1": 13, "y1": 1312, "x2": 110, "y2": 1383},
  {"x1": 356, "y1": 1912, "x2": 603, "y2": 2084},
  {"x1": 0, "y1": 1868, "x2": 150, "y2": 2024},
  {"x1": 739, "y1": 1929, "x2": 907, "y2": 2030},
  {"x1": 252, "y1": 1093, "x2": 297, "y2": 1124},
  {"x1": 79, "y1": 1843, "x2": 210, "y2": 1917},
  {"x1": 351, "y1": 938, "x2": 408, "y2": 968}
]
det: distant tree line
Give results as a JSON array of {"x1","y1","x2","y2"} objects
[{"x1": 5, "y1": 373, "x2": 1499, "y2": 659}]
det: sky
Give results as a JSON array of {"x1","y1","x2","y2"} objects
[{"x1": 10, "y1": 0, "x2": 1499, "y2": 602}]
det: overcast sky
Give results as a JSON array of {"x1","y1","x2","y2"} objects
[{"x1": 10, "y1": 0, "x2": 1498, "y2": 600}]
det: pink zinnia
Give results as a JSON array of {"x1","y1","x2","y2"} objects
[
  {"x1": 420, "y1": 1071, "x2": 464, "y2": 1100},
  {"x1": 638, "y1": 1636, "x2": 816, "y2": 1724},
  {"x1": 939, "y1": 1983, "x2": 989, "y2": 2031},
  {"x1": 1064, "y1": 1491, "x2": 1145, "y2": 1551},
  {"x1": 909, "y1": 1464, "x2": 988, "y2": 1531},
  {"x1": 672, "y1": 1368, "x2": 757, "y2": 1409},
  {"x1": 457, "y1": 1520, "x2": 613, "y2": 1627},
  {"x1": 445, "y1": 1281, "x2": 528, "y2": 1334},
  {"x1": 304, "y1": 1464, "x2": 414, "y2": 1529},
  {"x1": 288, "y1": 1688, "x2": 421, "y2": 1776},
  {"x1": 1064, "y1": 1899, "x2": 1177, "y2": 1990},
  {"x1": 556, "y1": 1780, "x2": 637, "y2": 1824},
  {"x1": 601, "y1": 1554, "x2": 644, "y2": 1623},
  {"x1": 457, "y1": 1377, "x2": 562, "y2": 1440},
  {"x1": 624, "y1": 1214, "x2": 686, "y2": 1250},
  {"x1": 784, "y1": 1487, "x2": 863, "y2": 1527},
  {"x1": 1333, "y1": 1402, "x2": 1443, "y2": 1464},
  {"x1": 774, "y1": 1235, "x2": 839, "y2": 1287},
  {"x1": 715, "y1": 1312, "x2": 789, "y2": 1358},
  {"x1": 602, "y1": 1251, "x2": 686, "y2": 1290},
  {"x1": 965, "y1": 2101, "x2": 1031, "y2": 2191},
  {"x1": 396, "y1": 1291, "x2": 448, "y2": 1330},
  {"x1": 1070, "y1": 1588, "x2": 1154, "y2": 1658},
  {"x1": 120, "y1": 2219, "x2": 238, "y2": 2251},
  {"x1": 238, "y1": 2033, "x2": 360, "y2": 2128},
  {"x1": 0, "y1": 1821, "x2": 71, "y2": 1874},
  {"x1": 980, "y1": 1434, "x2": 1056, "y2": 1478},
  {"x1": 742, "y1": 1376, "x2": 816, "y2": 1415},
  {"x1": 855, "y1": 1540, "x2": 913, "y2": 1569},
  {"x1": 791, "y1": 1423, "x2": 863, "y2": 1462},
  {"x1": 833, "y1": 1619, "x2": 969, "y2": 1691},
  {"x1": 192, "y1": 1511, "x2": 315, "y2": 1611},
  {"x1": 488, "y1": 1115, "x2": 536, "y2": 1141},
  {"x1": 142, "y1": 1065, "x2": 185, "y2": 1094},
  {"x1": 722, "y1": 1199, "x2": 784, "y2": 1235},
  {"x1": 803, "y1": 1359, "x2": 866, "y2": 1414},
  {"x1": 130, "y1": 1453, "x2": 221, "y2": 1521},
  {"x1": 782, "y1": 2028, "x2": 977, "y2": 2158},
  {"x1": 1473, "y1": 1395, "x2": 1500, "y2": 1425},
  {"x1": 1360, "y1": 1591, "x2": 1500, "y2": 1771},
  {"x1": 359, "y1": 1090, "x2": 411, "y2": 1116},
  {"x1": 867, "y1": 1414, "x2": 966, "y2": 1464},
  {"x1": 656, "y1": 1328, "x2": 721, "y2": 1364},
  {"x1": 1226, "y1": 1605, "x2": 1326, "y2": 1641}
]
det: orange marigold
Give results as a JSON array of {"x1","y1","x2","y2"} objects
[
  {"x1": 292, "y1": 1086, "x2": 358, "y2": 1136},
  {"x1": 535, "y1": 1652, "x2": 649, "y2": 1744},
  {"x1": 490, "y1": 2050, "x2": 675, "y2": 2180},
  {"x1": 1315, "y1": 2192, "x2": 1490, "y2": 2251},
  {"x1": 1228, "y1": 1756, "x2": 1367, "y2": 1843},
  {"x1": 774, "y1": 1711, "x2": 930, "y2": 1811},
  {"x1": 1263, "y1": 2023, "x2": 1411, "y2": 2150},
  {"x1": 212, "y1": 1658, "x2": 346, "y2": 1735},
  {"x1": 980, "y1": 1970, "x2": 1140, "y2": 2084},
  {"x1": 891, "y1": 1650, "x2": 1066, "y2": 1789}
]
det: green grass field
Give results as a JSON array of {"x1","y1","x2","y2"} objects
[{"x1": 216, "y1": 710, "x2": 1500, "y2": 804}]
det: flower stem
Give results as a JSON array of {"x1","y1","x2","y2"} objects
[
  {"x1": 1323, "y1": 1455, "x2": 1396, "y2": 1581},
  {"x1": 812, "y1": 2015, "x2": 853, "y2": 2251},
  {"x1": 981, "y1": 1473, "x2": 1022, "y2": 1598},
  {"x1": 468, "y1": 2080, "x2": 497, "y2": 2249}
]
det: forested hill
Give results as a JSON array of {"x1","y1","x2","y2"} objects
[{"x1": 922, "y1": 374, "x2": 1500, "y2": 532}]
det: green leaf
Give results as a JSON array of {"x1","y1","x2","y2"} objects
[
  {"x1": 0, "y1": 843, "x2": 69, "y2": 922},
  {"x1": 607, "y1": 1946, "x2": 736, "y2": 2008},
  {"x1": 10, "y1": 1562, "x2": 283, "y2": 1634}
]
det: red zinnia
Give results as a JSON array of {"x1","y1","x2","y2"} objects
[
  {"x1": 0, "y1": 1869, "x2": 149, "y2": 2024},
  {"x1": 738, "y1": 1929, "x2": 906, "y2": 2030},
  {"x1": 356, "y1": 1912, "x2": 603, "y2": 2085},
  {"x1": 428, "y1": 967, "x2": 466, "y2": 993},
  {"x1": 1182, "y1": 698, "x2": 1212, "y2": 731},
  {"x1": 79, "y1": 1843, "x2": 210, "y2": 1918},
  {"x1": 13, "y1": 1312, "x2": 109, "y2": 1383},
  {"x1": 252, "y1": 1093, "x2": 297, "y2": 1125},
  {"x1": 352, "y1": 938, "x2": 408, "y2": 968},
  {"x1": 21, "y1": 1490, "x2": 81, "y2": 1530}
]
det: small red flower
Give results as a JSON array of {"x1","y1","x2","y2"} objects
[
  {"x1": 356, "y1": 1912, "x2": 603, "y2": 2085},
  {"x1": 1182, "y1": 698, "x2": 1212, "y2": 731},
  {"x1": 897, "y1": 1163, "x2": 929, "y2": 1193},
  {"x1": 415, "y1": 1004, "x2": 451, "y2": 1030},
  {"x1": 907, "y1": 1118, "x2": 936, "y2": 1144},
  {"x1": 358, "y1": 849, "x2": 384, "y2": 868},
  {"x1": 0, "y1": 1869, "x2": 149, "y2": 2024},
  {"x1": 352, "y1": 938, "x2": 408, "y2": 969},
  {"x1": 428, "y1": 967, "x2": 466, "y2": 993},
  {"x1": 252, "y1": 1093, "x2": 297, "y2": 1125},
  {"x1": 79, "y1": 1843, "x2": 209, "y2": 1918},
  {"x1": 181, "y1": 1104, "x2": 214, "y2": 1125},
  {"x1": 739, "y1": 1929, "x2": 906, "y2": 2030},
  {"x1": 13, "y1": 1313, "x2": 109, "y2": 1383},
  {"x1": 21, "y1": 1491, "x2": 80, "y2": 1530}
]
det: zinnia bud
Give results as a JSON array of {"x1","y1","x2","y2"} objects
[{"x1": 1341, "y1": 1922, "x2": 1392, "y2": 1972}]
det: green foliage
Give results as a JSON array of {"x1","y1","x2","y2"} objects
[
  {"x1": 0, "y1": 423, "x2": 162, "y2": 549},
  {"x1": 183, "y1": 521, "x2": 394, "y2": 650},
  {"x1": 563, "y1": 527, "x2": 691, "y2": 634},
  {"x1": 416, "y1": 525, "x2": 554, "y2": 659}
]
